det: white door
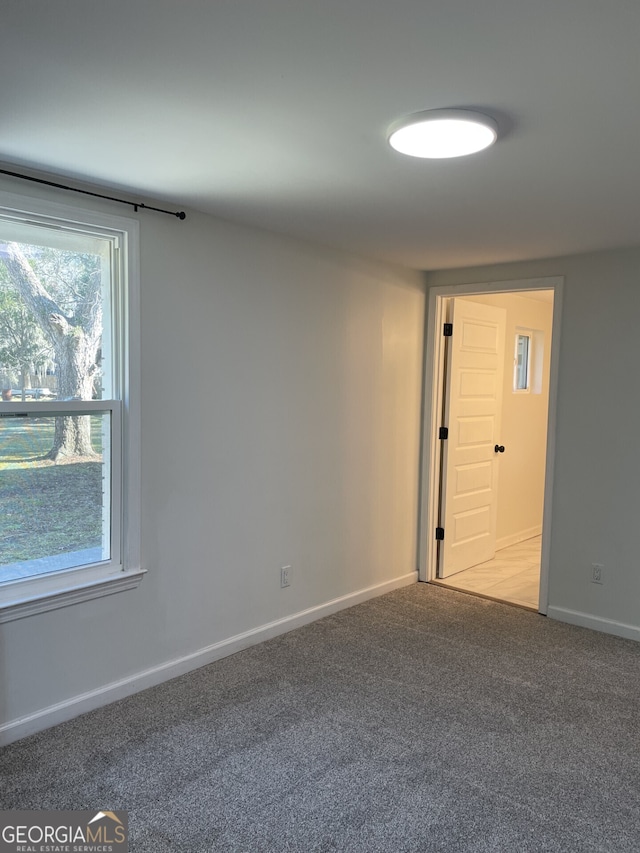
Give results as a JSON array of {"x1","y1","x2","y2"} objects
[{"x1": 438, "y1": 298, "x2": 506, "y2": 578}]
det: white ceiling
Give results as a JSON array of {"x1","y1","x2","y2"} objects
[{"x1": 2, "y1": 0, "x2": 640, "y2": 270}]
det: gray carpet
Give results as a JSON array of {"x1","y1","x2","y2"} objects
[{"x1": 2, "y1": 584, "x2": 640, "y2": 852}]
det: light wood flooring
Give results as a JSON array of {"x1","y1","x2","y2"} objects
[{"x1": 436, "y1": 536, "x2": 541, "y2": 610}]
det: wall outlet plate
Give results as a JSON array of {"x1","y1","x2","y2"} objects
[
  {"x1": 591, "y1": 563, "x2": 604, "y2": 584},
  {"x1": 280, "y1": 565, "x2": 291, "y2": 588}
]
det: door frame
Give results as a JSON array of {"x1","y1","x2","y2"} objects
[{"x1": 418, "y1": 276, "x2": 564, "y2": 614}]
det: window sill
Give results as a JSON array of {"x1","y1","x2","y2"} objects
[{"x1": 0, "y1": 568, "x2": 146, "y2": 623}]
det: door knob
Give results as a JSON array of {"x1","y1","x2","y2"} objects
[{"x1": 494, "y1": 444, "x2": 505, "y2": 453}]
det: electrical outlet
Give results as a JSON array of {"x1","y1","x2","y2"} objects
[
  {"x1": 591, "y1": 563, "x2": 604, "y2": 584},
  {"x1": 280, "y1": 565, "x2": 291, "y2": 588}
]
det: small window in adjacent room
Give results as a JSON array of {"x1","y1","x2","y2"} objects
[{"x1": 514, "y1": 333, "x2": 531, "y2": 391}]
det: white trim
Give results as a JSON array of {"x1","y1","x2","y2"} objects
[
  {"x1": 418, "y1": 276, "x2": 563, "y2": 616},
  {"x1": 495, "y1": 526, "x2": 542, "y2": 552},
  {"x1": 122, "y1": 224, "x2": 141, "y2": 573},
  {"x1": 417, "y1": 290, "x2": 446, "y2": 588},
  {"x1": 547, "y1": 606, "x2": 640, "y2": 643},
  {"x1": 0, "y1": 571, "x2": 417, "y2": 745},
  {"x1": 0, "y1": 400, "x2": 118, "y2": 416},
  {"x1": 0, "y1": 189, "x2": 140, "y2": 241},
  {"x1": 0, "y1": 568, "x2": 146, "y2": 624},
  {"x1": 538, "y1": 279, "x2": 563, "y2": 615}
]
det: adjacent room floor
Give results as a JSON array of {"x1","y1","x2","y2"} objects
[{"x1": 436, "y1": 535, "x2": 541, "y2": 610}]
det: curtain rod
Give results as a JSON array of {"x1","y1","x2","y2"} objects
[{"x1": 0, "y1": 168, "x2": 186, "y2": 220}]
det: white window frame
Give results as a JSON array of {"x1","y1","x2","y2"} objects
[
  {"x1": 513, "y1": 330, "x2": 532, "y2": 393},
  {"x1": 0, "y1": 192, "x2": 143, "y2": 622}
]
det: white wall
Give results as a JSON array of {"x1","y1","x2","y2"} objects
[
  {"x1": 0, "y1": 177, "x2": 426, "y2": 739},
  {"x1": 463, "y1": 292, "x2": 553, "y2": 547},
  {"x1": 428, "y1": 249, "x2": 640, "y2": 640}
]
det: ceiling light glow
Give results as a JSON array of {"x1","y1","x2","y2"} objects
[{"x1": 388, "y1": 109, "x2": 498, "y2": 159}]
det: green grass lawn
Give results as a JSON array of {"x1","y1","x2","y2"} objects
[{"x1": 0, "y1": 416, "x2": 105, "y2": 566}]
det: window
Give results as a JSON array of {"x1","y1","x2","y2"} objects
[
  {"x1": 0, "y1": 194, "x2": 142, "y2": 621},
  {"x1": 514, "y1": 332, "x2": 531, "y2": 391}
]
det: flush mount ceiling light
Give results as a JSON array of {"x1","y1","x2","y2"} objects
[{"x1": 388, "y1": 109, "x2": 498, "y2": 159}]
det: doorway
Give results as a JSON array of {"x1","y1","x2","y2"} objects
[{"x1": 419, "y1": 277, "x2": 563, "y2": 614}]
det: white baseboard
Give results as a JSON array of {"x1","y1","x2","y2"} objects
[
  {"x1": 547, "y1": 606, "x2": 640, "y2": 643},
  {"x1": 0, "y1": 571, "x2": 417, "y2": 746},
  {"x1": 496, "y1": 525, "x2": 542, "y2": 552}
]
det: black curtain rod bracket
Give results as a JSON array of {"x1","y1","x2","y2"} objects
[{"x1": 0, "y1": 168, "x2": 186, "y2": 220}]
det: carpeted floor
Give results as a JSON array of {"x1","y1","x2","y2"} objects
[{"x1": 2, "y1": 583, "x2": 640, "y2": 852}]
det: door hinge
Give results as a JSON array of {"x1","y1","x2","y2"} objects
[
  {"x1": 435, "y1": 527, "x2": 445, "y2": 541},
  {"x1": 439, "y1": 426, "x2": 448, "y2": 440},
  {"x1": 443, "y1": 323, "x2": 453, "y2": 337}
]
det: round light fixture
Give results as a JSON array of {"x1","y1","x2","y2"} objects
[{"x1": 388, "y1": 109, "x2": 498, "y2": 159}]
